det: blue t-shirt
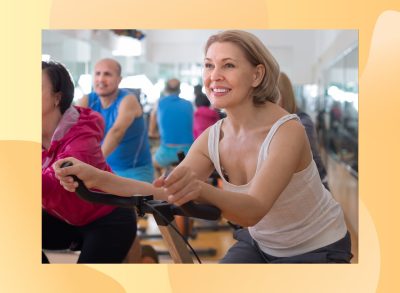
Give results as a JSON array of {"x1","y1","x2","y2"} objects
[
  {"x1": 157, "y1": 95, "x2": 194, "y2": 145},
  {"x1": 88, "y1": 89, "x2": 152, "y2": 171}
]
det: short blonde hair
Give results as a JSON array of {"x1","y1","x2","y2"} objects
[
  {"x1": 278, "y1": 72, "x2": 297, "y2": 113},
  {"x1": 204, "y1": 30, "x2": 280, "y2": 106}
]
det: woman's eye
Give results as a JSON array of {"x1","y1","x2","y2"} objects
[
  {"x1": 225, "y1": 63, "x2": 235, "y2": 68},
  {"x1": 204, "y1": 63, "x2": 213, "y2": 69}
]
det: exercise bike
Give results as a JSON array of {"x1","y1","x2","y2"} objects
[{"x1": 60, "y1": 162, "x2": 221, "y2": 264}]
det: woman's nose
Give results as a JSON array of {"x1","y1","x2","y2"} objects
[{"x1": 209, "y1": 67, "x2": 223, "y2": 81}]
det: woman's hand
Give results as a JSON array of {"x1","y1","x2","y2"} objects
[
  {"x1": 53, "y1": 157, "x2": 100, "y2": 192},
  {"x1": 153, "y1": 165, "x2": 202, "y2": 206}
]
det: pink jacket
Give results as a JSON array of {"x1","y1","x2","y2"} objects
[
  {"x1": 42, "y1": 106, "x2": 115, "y2": 226},
  {"x1": 194, "y1": 106, "x2": 220, "y2": 139}
]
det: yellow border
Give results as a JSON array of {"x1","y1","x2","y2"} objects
[{"x1": 1, "y1": 0, "x2": 400, "y2": 292}]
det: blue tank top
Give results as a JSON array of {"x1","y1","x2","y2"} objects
[
  {"x1": 157, "y1": 95, "x2": 194, "y2": 145},
  {"x1": 88, "y1": 89, "x2": 152, "y2": 171}
]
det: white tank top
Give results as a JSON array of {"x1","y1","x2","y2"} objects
[{"x1": 208, "y1": 114, "x2": 347, "y2": 257}]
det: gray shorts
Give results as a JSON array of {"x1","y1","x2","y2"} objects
[{"x1": 220, "y1": 228, "x2": 353, "y2": 264}]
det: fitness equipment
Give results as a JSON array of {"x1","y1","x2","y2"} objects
[
  {"x1": 60, "y1": 162, "x2": 220, "y2": 264},
  {"x1": 163, "y1": 152, "x2": 221, "y2": 257},
  {"x1": 171, "y1": 153, "x2": 231, "y2": 252}
]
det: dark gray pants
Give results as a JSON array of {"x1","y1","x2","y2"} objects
[{"x1": 220, "y1": 229, "x2": 353, "y2": 263}]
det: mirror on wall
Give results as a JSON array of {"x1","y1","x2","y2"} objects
[{"x1": 322, "y1": 46, "x2": 358, "y2": 176}]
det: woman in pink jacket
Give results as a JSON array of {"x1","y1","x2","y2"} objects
[
  {"x1": 42, "y1": 61, "x2": 137, "y2": 263},
  {"x1": 193, "y1": 85, "x2": 220, "y2": 139}
]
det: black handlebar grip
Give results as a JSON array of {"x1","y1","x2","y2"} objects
[
  {"x1": 59, "y1": 161, "x2": 149, "y2": 208},
  {"x1": 179, "y1": 201, "x2": 221, "y2": 221},
  {"x1": 59, "y1": 161, "x2": 221, "y2": 220},
  {"x1": 177, "y1": 150, "x2": 185, "y2": 163},
  {"x1": 174, "y1": 151, "x2": 221, "y2": 220}
]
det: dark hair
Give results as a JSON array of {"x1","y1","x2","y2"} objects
[
  {"x1": 195, "y1": 92, "x2": 211, "y2": 107},
  {"x1": 205, "y1": 30, "x2": 280, "y2": 106},
  {"x1": 194, "y1": 84, "x2": 203, "y2": 96},
  {"x1": 42, "y1": 60, "x2": 75, "y2": 114}
]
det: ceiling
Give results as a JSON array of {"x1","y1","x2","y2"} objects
[{"x1": 42, "y1": 29, "x2": 358, "y2": 85}]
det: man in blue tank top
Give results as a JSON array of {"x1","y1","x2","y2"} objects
[
  {"x1": 148, "y1": 78, "x2": 194, "y2": 176},
  {"x1": 78, "y1": 58, "x2": 154, "y2": 183}
]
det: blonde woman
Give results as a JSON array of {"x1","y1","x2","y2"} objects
[
  {"x1": 55, "y1": 31, "x2": 352, "y2": 263},
  {"x1": 154, "y1": 30, "x2": 352, "y2": 263}
]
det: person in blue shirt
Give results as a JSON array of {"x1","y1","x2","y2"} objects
[
  {"x1": 78, "y1": 58, "x2": 157, "y2": 263},
  {"x1": 148, "y1": 78, "x2": 194, "y2": 176},
  {"x1": 78, "y1": 58, "x2": 154, "y2": 183}
]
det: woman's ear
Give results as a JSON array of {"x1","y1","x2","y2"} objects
[
  {"x1": 252, "y1": 64, "x2": 265, "y2": 87},
  {"x1": 54, "y1": 92, "x2": 62, "y2": 107}
]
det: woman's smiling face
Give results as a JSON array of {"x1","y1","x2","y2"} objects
[{"x1": 203, "y1": 42, "x2": 260, "y2": 109}]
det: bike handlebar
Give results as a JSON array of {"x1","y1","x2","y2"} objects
[{"x1": 60, "y1": 162, "x2": 221, "y2": 221}]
